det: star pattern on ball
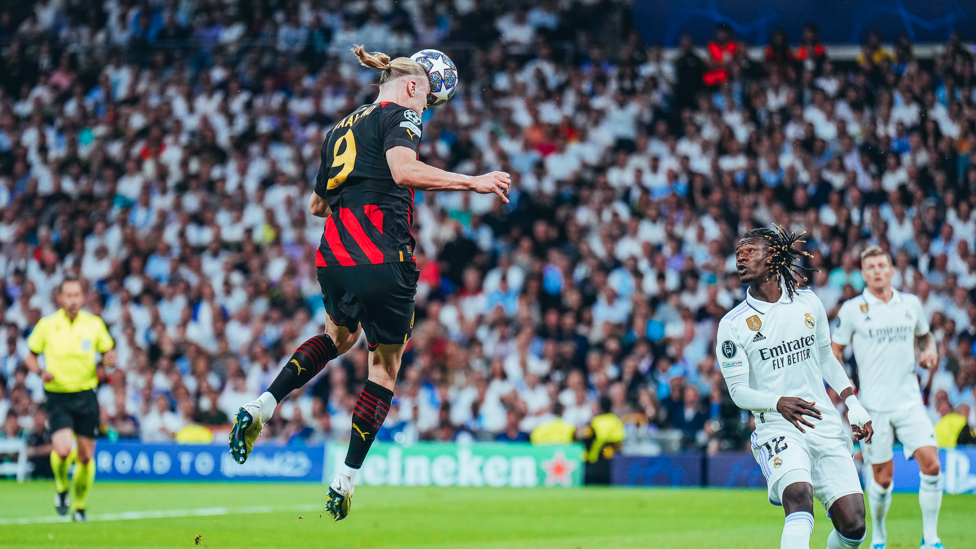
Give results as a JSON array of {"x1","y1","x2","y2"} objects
[{"x1": 426, "y1": 55, "x2": 453, "y2": 80}]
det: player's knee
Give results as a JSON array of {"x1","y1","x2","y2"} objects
[
  {"x1": 332, "y1": 330, "x2": 359, "y2": 355},
  {"x1": 873, "y1": 468, "x2": 893, "y2": 488},
  {"x1": 838, "y1": 515, "x2": 866, "y2": 541},
  {"x1": 920, "y1": 459, "x2": 941, "y2": 476}
]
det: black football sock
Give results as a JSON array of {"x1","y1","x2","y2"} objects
[
  {"x1": 267, "y1": 334, "x2": 339, "y2": 402},
  {"x1": 344, "y1": 380, "x2": 393, "y2": 468}
]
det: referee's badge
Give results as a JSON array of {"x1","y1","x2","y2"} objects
[
  {"x1": 81, "y1": 339, "x2": 92, "y2": 353},
  {"x1": 746, "y1": 315, "x2": 762, "y2": 331},
  {"x1": 804, "y1": 313, "x2": 815, "y2": 329},
  {"x1": 860, "y1": 304, "x2": 869, "y2": 313}
]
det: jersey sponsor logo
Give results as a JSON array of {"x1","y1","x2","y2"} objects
[
  {"x1": 399, "y1": 121, "x2": 422, "y2": 139},
  {"x1": 746, "y1": 315, "x2": 762, "y2": 331},
  {"x1": 752, "y1": 331, "x2": 766, "y2": 342},
  {"x1": 404, "y1": 109, "x2": 422, "y2": 126},
  {"x1": 721, "y1": 340, "x2": 737, "y2": 358},
  {"x1": 759, "y1": 335, "x2": 816, "y2": 370},
  {"x1": 860, "y1": 304, "x2": 869, "y2": 313},
  {"x1": 867, "y1": 325, "x2": 914, "y2": 343},
  {"x1": 721, "y1": 360, "x2": 743, "y2": 369},
  {"x1": 804, "y1": 312, "x2": 815, "y2": 329}
]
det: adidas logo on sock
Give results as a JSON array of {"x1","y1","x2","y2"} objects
[{"x1": 752, "y1": 331, "x2": 766, "y2": 342}]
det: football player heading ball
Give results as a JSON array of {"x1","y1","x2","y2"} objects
[
  {"x1": 410, "y1": 49, "x2": 459, "y2": 106},
  {"x1": 228, "y1": 45, "x2": 509, "y2": 522}
]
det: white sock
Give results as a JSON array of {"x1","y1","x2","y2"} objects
[
  {"x1": 257, "y1": 392, "x2": 278, "y2": 424},
  {"x1": 339, "y1": 463, "x2": 360, "y2": 485},
  {"x1": 826, "y1": 529, "x2": 864, "y2": 548},
  {"x1": 919, "y1": 472, "x2": 943, "y2": 546},
  {"x1": 867, "y1": 478, "x2": 893, "y2": 546},
  {"x1": 781, "y1": 511, "x2": 814, "y2": 549}
]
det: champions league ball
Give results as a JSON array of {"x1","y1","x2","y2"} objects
[{"x1": 410, "y1": 49, "x2": 458, "y2": 107}]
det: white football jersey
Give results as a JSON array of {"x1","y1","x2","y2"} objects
[
  {"x1": 832, "y1": 289, "x2": 929, "y2": 413},
  {"x1": 716, "y1": 287, "x2": 844, "y2": 433}
]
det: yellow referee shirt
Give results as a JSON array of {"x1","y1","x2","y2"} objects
[{"x1": 27, "y1": 309, "x2": 114, "y2": 393}]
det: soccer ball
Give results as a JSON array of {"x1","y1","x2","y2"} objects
[{"x1": 410, "y1": 49, "x2": 458, "y2": 107}]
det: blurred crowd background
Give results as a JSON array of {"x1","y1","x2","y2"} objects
[{"x1": 1, "y1": 0, "x2": 976, "y2": 473}]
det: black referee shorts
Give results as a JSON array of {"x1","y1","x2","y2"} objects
[
  {"x1": 45, "y1": 389, "x2": 100, "y2": 439},
  {"x1": 317, "y1": 260, "x2": 419, "y2": 349}
]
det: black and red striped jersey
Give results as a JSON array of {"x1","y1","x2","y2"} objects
[{"x1": 313, "y1": 102, "x2": 422, "y2": 267}]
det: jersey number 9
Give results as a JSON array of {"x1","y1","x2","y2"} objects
[{"x1": 328, "y1": 130, "x2": 358, "y2": 190}]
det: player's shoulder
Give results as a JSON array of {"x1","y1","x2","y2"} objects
[
  {"x1": 789, "y1": 288, "x2": 824, "y2": 312},
  {"x1": 896, "y1": 290, "x2": 923, "y2": 308},
  {"x1": 719, "y1": 300, "x2": 751, "y2": 330},
  {"x1": 381, "y1": 102, "x2": 422, "y2": 124}
]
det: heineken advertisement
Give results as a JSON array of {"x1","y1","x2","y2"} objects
[{"x1": 327, "y1": 443, "x2": 584, "y2": 488}]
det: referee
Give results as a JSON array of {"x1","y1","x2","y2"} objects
[{"x1": 24, "y1": 276, "x2": 115, "y2": 522}]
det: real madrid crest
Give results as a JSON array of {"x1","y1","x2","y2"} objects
[
  {"x1": 860, "y1": 304, "x2": 869, "y2": 313},
  {"x1": 773, "y1": 456, "x2": 783, "y2": 469},
  {"x1": 905, "y1": 309, "x2": 911, "y2": 319},
  {"x1": 804, "y1": 313, "x2": 815, "y2": 329},
  {"x1": 746, "y1": 315, "x2": 762, "y2": 331}
]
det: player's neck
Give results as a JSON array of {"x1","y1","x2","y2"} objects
[
  {"x1": 748, "y1": 278, "x2": 782, "y2": 303},
  {"x1": 867, "y1": 285, "x2": 894, "y2": 303},
  {"x1": 375, "y1": 88, "x2": 399, "y2": 106}
]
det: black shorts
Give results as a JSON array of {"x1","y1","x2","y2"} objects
[
  {"x1": 45, "y1": 389, "x2": 100, "y2": 439},
  {"x1": 317, "y1": 261, "x2": 419, "y2": 349}
]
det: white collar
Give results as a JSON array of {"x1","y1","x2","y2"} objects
[
  {"x1": 745, "y1": 280, "x2": 793, "y2": 314},
  {"x1": 862, "y1": 287, "x2": 901, "y2": 306}
]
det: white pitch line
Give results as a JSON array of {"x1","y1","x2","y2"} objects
[{"x1": 0, "y1": 504, "x2": 322, "y2": 525}]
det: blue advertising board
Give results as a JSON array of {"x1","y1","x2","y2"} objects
[
  {"x1": 891, "y1": 447, "x2": 976, "y2": 494},
  {"x1": 706, "y1": 452, "x2": 767, "y2": 490},
  {"x1": 633, "y1": 0, "x2": 974, "y2": 47},
  {"x1": 611, "y1": 454, "x2": 703, "y2": 487},
  {"x1": 95, "y1": 442, "x2": 327, "y2": 483}
]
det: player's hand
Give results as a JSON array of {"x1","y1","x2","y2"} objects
[
  {"x1": 469, "y1": 172, "x2": 511, "y2": 203},
  {"x1": 852, "y1": 420, "x2": 873, "y2": 443},
  {"x1": 103, "y1": 348, "x2": 117, "y2": 367},
  {"x1": 40, "y1": 371, "x2": 55, "y2": 383},
  {"x1": 776, "y1": 397, "x2": 822, "y2": 433},
  {"x1": 844, "y1": 394, "x2": 873, "y2": 442},
  {"x1": 918, "y1": 348, "x2": 938, "y2": 370}
]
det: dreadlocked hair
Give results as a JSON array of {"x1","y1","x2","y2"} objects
[{"x1": 741, "y1": 225, "x2": 817, "y2": 299}]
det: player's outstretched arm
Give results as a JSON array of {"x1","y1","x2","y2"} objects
[{"x1": 386, "y1": 146, "x2": 510, "y2": 202}]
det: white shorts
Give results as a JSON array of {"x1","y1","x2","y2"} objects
[
  {"x1": 861, "y1": 403, "x2": 938, "y2": 465},
  {"x1": 751, "y1": 424, "x2": 862, "y2": 511}
]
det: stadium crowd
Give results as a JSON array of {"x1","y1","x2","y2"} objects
[{"x1": 1, "y1": 0, "x2": 976, "y2": 466}]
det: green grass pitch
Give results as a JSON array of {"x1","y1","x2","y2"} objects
[{"x1": 0, "y1": 481, "x2": 973, "y2": 548}]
